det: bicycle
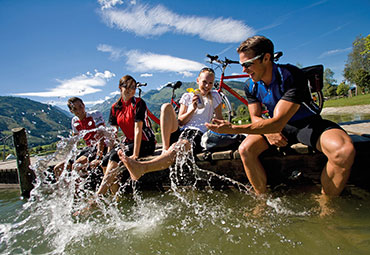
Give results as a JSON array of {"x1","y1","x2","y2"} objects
[
  {"x1": 206, "y1": 52, "x2": 324, "y2": 122},
  {"x1": 136, "y1": 81, "x2": 183, "y2": 125}
]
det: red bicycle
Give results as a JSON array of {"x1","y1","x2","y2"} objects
[
  {"x1": 136, "y1": 81, "x2": 182, "y2": 125},
  {"x1": 206, "y1": 52, "x2": 324, "y2": 122}
]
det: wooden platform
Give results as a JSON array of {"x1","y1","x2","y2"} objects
[{"x1": 1, "y1": 122, "x2": 370, "y2": 191}]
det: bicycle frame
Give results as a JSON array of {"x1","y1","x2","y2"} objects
[
  {"x1": 137, "y1": 81, "x2": 181, "y2": 125},
  {"x1": 146, "y1": 96, "x2": 179, "y2": 125},
  {"x1": 217, "y1": 73, "x2": 250, "y2": 106}
]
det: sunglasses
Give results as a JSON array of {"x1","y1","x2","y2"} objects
[
  {"x1": 239, "y1": 54, "x2": 264, "y2": 69},
  {"x1": 120, "y1": 82, "x2": 136, "y2": 89}
]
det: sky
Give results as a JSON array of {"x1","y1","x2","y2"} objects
[{"x1": 1, "y1": 0, "x2": 369, "y2": 110}]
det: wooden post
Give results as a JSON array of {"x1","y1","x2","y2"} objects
[{"x1": 12, "y1": 127, "x2": 35, "y2": 198}]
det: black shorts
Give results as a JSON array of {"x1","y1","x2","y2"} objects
[
  {"x1": 281, "y1": 115, "x2": 344, "y2": 148},
  {"x1": 170, "y1": 128, "x2": 204, "y2": 155},
  {"x1": 102, "y1": 139, "x2": 156, "y2": 166},
  {"x1": 68, "y1": 146, "x2": 98, "y2": 165}
]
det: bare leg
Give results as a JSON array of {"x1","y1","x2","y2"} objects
[
  {"x1": 96, "y1": 160, "x2": 121, "y2": 196},
  {"x1": 316, "y1": 129, "x2": 355, "y2": 196},
  {"x1": 118, "y1": 139, "x2": 191, "y2": 180},
  {"x1": 72, "y1": 155, "x2": 89, "y2": 175},
  {"x1": 53, "y1": 162, "x2": 65, "y2": 179},
  {"x1": 160, "y1": 103, "x2": 179, "y2": 152},
  {"x1": 238, "y1": 135, "x2": 270, "y2": 195}
]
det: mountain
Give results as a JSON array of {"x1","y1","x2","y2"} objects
[
  {"x1": 0, "y1": 96, "x2": 71, "y2": 147},
  {"x1": 90, "y1": 80, "x2": 247, "y2": 123}
]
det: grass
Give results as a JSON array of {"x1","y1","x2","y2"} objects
[{"x1": 324, "y1": 93, "x2": 370, "y2": 107}]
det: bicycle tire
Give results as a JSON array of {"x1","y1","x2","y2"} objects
[
  {"x1": 219, "y1": 92, "x2": 233, "y2": 122},
  {"x1": 310, "y1": 90, "x2": 324, "y2": 113}
]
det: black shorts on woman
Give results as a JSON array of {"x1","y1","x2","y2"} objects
[{"x1": 102, "y1": 139, "x2": 156, "y2": 166}]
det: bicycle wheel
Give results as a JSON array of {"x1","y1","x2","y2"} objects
[
  {"x1": 219, "y1": 92, "x2": 233, "y2": 122},
  {"x1": 310, "y1": 90, "x2": 324, "y2": 113}
]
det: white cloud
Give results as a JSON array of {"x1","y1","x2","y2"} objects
[
  {"x1": 100, "y1": 4, "x2": 255, "y2": 43},
  {"x1": 98, "y1": 0, "x2": 123, "y2": 10},
  {"x1": 125, "y1": 49, "x2": 204, "y2": 75},
  {"x1": 97, "y1": 44, "x2": 125, "y2": 60},
  {"x1": 319, "y1": 47, "x2": 351, "y2": 59},
  {"x1": 14, "y1": 70, "x2": 115, "y2": 98},
  {"x1": 140, "y1": 73, "x2": 153, "y2": 77},
  {"x1": 179, "y1": 71, "x2": 194, "y2": 77}
]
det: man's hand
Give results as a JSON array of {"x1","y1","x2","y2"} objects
[
  {"x1": 265, "y1": 133, "x2": 288, "y2": 147},
  {"x1": 205, "y1": 119, "x2": 235, "y2": 134}
]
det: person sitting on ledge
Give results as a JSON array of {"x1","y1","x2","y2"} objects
[
  {"x1": 53, "y1": 97, "x2": 107, "y2": 179},
  {"x1": 116, "y1": 67, "x2": 223, "y2": 181},
  {"x1": 205, "y1": 35, "x2": 356, "y2": 197},
  {"x1": 96, "y1": 75, "x2": 156, "y2": 196}
]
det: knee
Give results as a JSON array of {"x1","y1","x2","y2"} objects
[
  {"x1": 238, "y1": 140, "x2": 258, "y2": 158},
  {"x1": 161, "y1": 103, "x2": 173, "y2": 114},
  {"x1": 328, "y1": 141, "x2": 356, "y2": 167}
]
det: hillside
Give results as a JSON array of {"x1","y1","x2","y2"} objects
[
  {"x1": 90, "y1": 80, "x2": 247, "y2": 122},
  {"x1": 0, "y1": 96, "x2": 71, "y2": 147}
]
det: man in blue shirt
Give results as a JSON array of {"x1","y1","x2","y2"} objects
[{"x1": 206, "y1": 35, "x2": 355, "y2": 196}]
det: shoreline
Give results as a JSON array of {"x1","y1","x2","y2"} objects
[{"x1": 322, "y1": 104, "x2": 370, "y2": 115}]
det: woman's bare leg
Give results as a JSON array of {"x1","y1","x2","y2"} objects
[
  {"x1": 160, "y1": 103, "x2": 178, "y2": 152},
  {"x1": 118, "y1": 139, "x2": 191, "y2": 180}
]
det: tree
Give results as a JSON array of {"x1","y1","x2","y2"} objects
[
  {"x1": 336, "y1": 82, "x2": 350, "y2": 97},
  {"x1": 236, "y1": 105, "x2": 248, "y2": 117},
  {"x1": 323, "y1": 68, "x2": 337, "y2": 97},
  {"x1": 344, "y1": 35, "x2": 370, "y2": 88},
  {"x1": 361, "y1": 34, "x2": 370, "y2": 55},
  {"x1": 353, "y1": 69, "x2": 370, "y2": 93}
]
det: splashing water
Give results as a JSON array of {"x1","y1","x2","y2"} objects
[{"x1": 1, "y1": 127, "x2": 370, "y2": 254}]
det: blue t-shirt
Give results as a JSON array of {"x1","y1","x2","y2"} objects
[{"x1": 244, "y1": 63, "x2": 320, "y2": 123}]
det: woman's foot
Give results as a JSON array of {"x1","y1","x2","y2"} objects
[{"x1": 118, "y1": 150, "x2": 145, "y2": 180}]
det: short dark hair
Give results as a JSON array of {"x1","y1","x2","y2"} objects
[
  {"x1": 67, "y1": 97, "x2": 83, "y2": 110},
  {"x1": 237, "y1": 35, "x2": 274, "y2": 62}
]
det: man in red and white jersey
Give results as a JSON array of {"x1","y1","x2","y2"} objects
[{"x1": 54, "y1": 97, "x2": 107, "y2": 179}]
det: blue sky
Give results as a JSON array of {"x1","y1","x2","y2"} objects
[{"x1": 1, "y1": 0, "x2": 369, "y2": 110}]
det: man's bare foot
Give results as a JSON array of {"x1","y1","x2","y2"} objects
[{"x1": 118, "y1": 150, "x2": 145, "y2": 180}]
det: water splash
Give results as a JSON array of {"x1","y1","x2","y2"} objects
[{"x1": 2, "y1": 127, "x2": 367, "y2": 254}]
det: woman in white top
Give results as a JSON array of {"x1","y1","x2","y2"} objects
[{"x1": 118, "y1": 67, "x2": 223, "y2": 181}]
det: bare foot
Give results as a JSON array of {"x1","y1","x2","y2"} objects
[
  {"x1": 73, "y1": 199, "x2": 97, "y2": 217},
  {"x1": 118, "y1": 150, "x2": 145, "y2": 180}
]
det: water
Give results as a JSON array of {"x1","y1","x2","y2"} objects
[
  {"x1": 1, "y1": 187, "x2": 370, "y2": 254},
  {"x1": 322, "y1": 113, "x2": 370, "y2": 124},
  {"x1": 1, "y1": 122, "x2": 370, "y2": 254}
]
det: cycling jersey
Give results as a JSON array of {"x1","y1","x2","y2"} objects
[
  {"x1": 71, "y1": 110, "x2": 105, "y2": 146},
  {"x1": 244, "y1": 63, "x2": 320, "y2": 123},
  {"x1": 109, "y1": 97, "x2": 155, "y2": 143}
]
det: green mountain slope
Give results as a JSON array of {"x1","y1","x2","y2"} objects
[{"x1": 0, "y1": 96, "x2": 71, "y2": 147}]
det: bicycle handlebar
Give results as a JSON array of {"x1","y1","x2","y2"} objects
[
  {"x1": 206, "y1": 54, "x2": 239, "y2": 66},
  {"x1": 136, "y1": 82, "x2": 147, "y2": 88},
  {"x1": 165, "y1": 81, "x2": 182, "y2": 90}
]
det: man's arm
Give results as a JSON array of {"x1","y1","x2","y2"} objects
[{"x1": 206, "y1": 100, "x2": 300, "y2": 135}]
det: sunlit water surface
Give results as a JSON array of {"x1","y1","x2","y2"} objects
[{"x1": 1, "y1": 120, "x2": 370, "y2": 255}]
